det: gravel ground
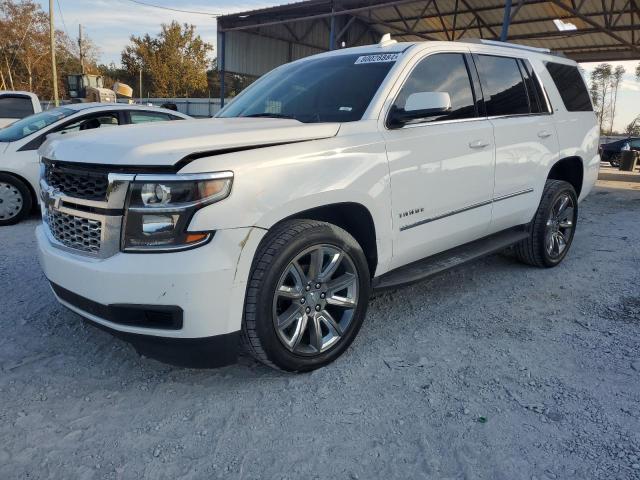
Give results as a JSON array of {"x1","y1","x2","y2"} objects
[{"x1": 1, "y1": 174, "x2": 639, "y2": 480}]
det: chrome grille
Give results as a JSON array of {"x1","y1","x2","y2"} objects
[
  {"x1": 44, "y1": 160, "x2": 109, "y2": 201},
  {"x1": 45, "y1": 209, "x2": 102, "y2": 254}
]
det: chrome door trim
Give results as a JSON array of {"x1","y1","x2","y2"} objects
[
  {"x1": 399, "y1": 188, "x2": 534, "y2": 232},
  {"x1": 492, "y1": 188, "x2": 534, "y2": 202}
]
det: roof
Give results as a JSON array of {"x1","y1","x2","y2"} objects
[
  {"x1": 217, "y1": 0, "x2": 639, "y2": 77},
  {"x1": 0, "y1": 91, "x2": 39, "y2": 99},
  {"x1": 57, "y1": 102, "x2": 190, "y2": 117}
]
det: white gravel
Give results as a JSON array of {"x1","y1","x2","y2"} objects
[{"x1": 1, "y1": 175, "x2": 639, "y2": 480}]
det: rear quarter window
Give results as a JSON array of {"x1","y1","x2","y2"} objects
[{"x1": 544, "y1": 62, "x2": 593, "y2": 112}]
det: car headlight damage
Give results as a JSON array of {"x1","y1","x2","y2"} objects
[{"x1": 122, "y1": 172, "x2": 233, "y2": 252}]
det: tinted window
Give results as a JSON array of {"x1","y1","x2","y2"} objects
[
  {"x1": 0, "y1": 96, "x2": 34, "y2": 119},
  {"x1": 521, "y1": 59, "x2": 550, "y2": 113},
  {"x1": 391, "y1": 53, "x2": 477, "y2": 123},
  {"x1": 57, "y1": 112, "x2": 121, "y2": 134},
  {"x1": 130, "y1": 111, "x2": 173, "y2": 123},
  {"x1": 476, "y1": 55, "x2": 529, "y2": 116},
  {"x1": 630, "y1": 139, "x2": 640, "y2": 148},
  {"x1": 0, "y1": 107, "x2": 75, "y2": 142},
  {"x1": 545, "y1": 62, "x2": 593, "y2": 112},
  {"x1": 218, "y1": 53, "x2": 395, "y2": 123}
]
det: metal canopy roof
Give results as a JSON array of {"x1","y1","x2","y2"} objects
[{"x1": 217, "y1": 0, "x2": 640, "y2": 79}]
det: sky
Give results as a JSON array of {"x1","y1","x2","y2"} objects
[{"x1": 44, "y1": 1, "x2": 640, "y2": 132}]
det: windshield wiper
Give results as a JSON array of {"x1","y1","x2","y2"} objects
[{"x1": 243, "y1": 113, "x2": 296, "y2": 120}]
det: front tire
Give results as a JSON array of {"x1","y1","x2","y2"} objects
[
  {"x1": 515, "y1": 179, "x2": 578, "y2": 268},
  {"x1": 0, "y1": 173, "x2": 33, "y2": 226},
  {"x1": 242, "y1": 220, "x2": 371, "y2": 372}
]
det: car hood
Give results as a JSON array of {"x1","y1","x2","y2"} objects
[
  {"x1": 38, "y1": 117, "x2": 341, "y2": 167},
  {"x1": 0, "y1": 118, "x2": 16, "y2": 129}
]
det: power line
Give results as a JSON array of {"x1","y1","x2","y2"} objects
[
  {"x1": 56, "y1": 0, "x2": 70, "y2": 39},
  {"x1": 120, "y1": 0, "x2": 222, "y2": 16}
]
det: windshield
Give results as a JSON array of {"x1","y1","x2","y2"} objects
[
  {"x1": 0, "y1": 107, "x2": 75, "y2": 142},
  {"x1": 217, "y1": 53, "x2": 398, "y2": 123}
]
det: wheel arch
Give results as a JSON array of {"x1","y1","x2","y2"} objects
[
  {"x1": 270, "y1": 202, "x2": 378, "y2": 278},
  {"x1": 547, "y1": 156, "x2": 584, "y2": 197}
]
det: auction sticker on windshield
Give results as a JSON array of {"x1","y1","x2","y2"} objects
[{"x1": 355, "y1": 53, "x2": 400, "y2": 64}]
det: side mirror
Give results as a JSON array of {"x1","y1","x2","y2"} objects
[{"x1": 388, "y1": 92, "x2": 452, "y2": 128}]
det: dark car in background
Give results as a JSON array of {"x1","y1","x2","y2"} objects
[{"x1": 600, "y1": 137, "x2": 640, "y2": 167}]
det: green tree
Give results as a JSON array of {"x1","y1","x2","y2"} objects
[
  {"x1": 121, "y1": 21, "x2": 213, "y2": 97},
  {"x1": 590, "y1": 63, "x2": 612, "y2": 134},
  {"x1": 0, "y1": 0, "x2": 99, "y2": 99}
]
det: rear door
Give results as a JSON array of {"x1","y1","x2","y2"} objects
[
  {"x1": 382, "y1": 51, "x2": 495, "y2": 269},
  {"x1": 473, "y1": 54, "x2": 559, "y2": 232}
]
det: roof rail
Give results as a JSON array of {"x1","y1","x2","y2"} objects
[{"x1": 460, "y1": 39, "x2": 552, "y2": 54}]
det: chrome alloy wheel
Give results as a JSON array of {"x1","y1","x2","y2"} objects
[
  {"x1": 272, "y1": 244, "x2": 359, "y2": 355},
  {"x1": 545, "y1": 192, "x2": 575, "y2": 259},
  {"x1": 0, "y1": 182, "x2": 24, "y2": 220}
]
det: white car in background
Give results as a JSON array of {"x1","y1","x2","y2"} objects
[
  {"x1": 0, "y1": 103, "x2": 190, "y2": 225},
  {"x1": 0, "y1": 91, "x2": 41, "y2": 128}
]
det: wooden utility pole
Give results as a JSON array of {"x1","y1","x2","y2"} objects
[
  {"x1": 49, "y1": 0, "x2": 59, "y2": 106},
  {"x1": 78, "y1": 24, "x2": 85, "y2": 74},
  {"x1": 4, "y1": 57, "x2": 14, "y2": 90},
  {"x1": 139, "y1": 68, "x2": 142, "y2": 103}
]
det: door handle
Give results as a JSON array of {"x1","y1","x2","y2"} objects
[
  {"x1": 538, "y1": 130, "x2": 553, "y2": 138},
  {"x1": 469, "y1": 139, "x2": 490, "y2": 149}
]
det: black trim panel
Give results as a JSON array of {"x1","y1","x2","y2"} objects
[
  {"x1": 87, "y1": 319, "x2": 240, "y2": 369},
  {"x1": 50, "y1": 281, "x2": 240, "y2": 368},
  {"x1": 51, "y1": 282, "x2": 183, "y2": 330},
  {"x1": 374, "y1": 225, "x2": 529, "y2": 291}
]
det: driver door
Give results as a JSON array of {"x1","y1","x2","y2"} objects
[{"x1": 382, "y1": 51, "x2": 495, "y2": 269}]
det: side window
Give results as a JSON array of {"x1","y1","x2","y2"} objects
[
  {"x1": 0, "y1": 96, "x2": 34, "y2": 119},
  {"x1": 475, "y1": 55, "x2": 530, "y2": 117},
  {"x1": 544, "y1": 62, "x2": 593, "y2": 112},
  {"x1": 630, "y1": 139, "x2": 640, "y2": 149},
  {"x1": 391, "y1": 53, "x2": 478, "y2": 124},
  {"x1": 130, "y1": 111, "x2": 173, "y2": 124},
  {"x1": 521, "y1": 59, "x2": 551, "y2": 113},
  {"x1": 57, "y1": 112, "x2": 121, "y2": 134}
]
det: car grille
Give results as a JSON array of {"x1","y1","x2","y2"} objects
[
  {"x1": 45, "y1": 209, "x2": 102, "y2": 254},
  {"x1": 44, "y1": 160, "x2": 109, "y2": 201}
]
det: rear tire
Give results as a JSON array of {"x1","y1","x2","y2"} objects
[
  {"x1": 515, "y1": 179, "x2": 578, "y2": 268},
  {"x1": 610, "y1": 154, "x2": 621, "y2": 168},
  {"x1": 0, "y1": 173, "x2": 32, "y2": 226},
  {"x1": 242, "y1": 219, "x2": 371, "y2": 372}
]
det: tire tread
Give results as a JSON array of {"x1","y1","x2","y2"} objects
[
  {"x1": 515, "y1": 179, "x2": 575, "y2": 267},
  {"x1": 241, "y1": 219, "x2": 329, "y2": 371}
]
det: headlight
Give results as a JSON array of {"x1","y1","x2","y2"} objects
[{"x1": 122, "y1": 171, "x2": 233, "y2": 252}]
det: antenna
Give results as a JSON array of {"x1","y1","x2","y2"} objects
[{"x1": 378, "y1": 33, "x2": 397, "y2": 47}]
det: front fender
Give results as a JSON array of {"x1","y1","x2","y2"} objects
[{"x1": 181, "y1": 133, "x2": 394, "y2": 275}]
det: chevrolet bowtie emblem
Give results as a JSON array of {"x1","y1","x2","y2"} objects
[{"x1": 43, "y1": 186, "x2": 62, "y2": 209}]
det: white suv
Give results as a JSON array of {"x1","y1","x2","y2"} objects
[{"x1": 36, "y1": 39, "x2": 599, "y2": 371}]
